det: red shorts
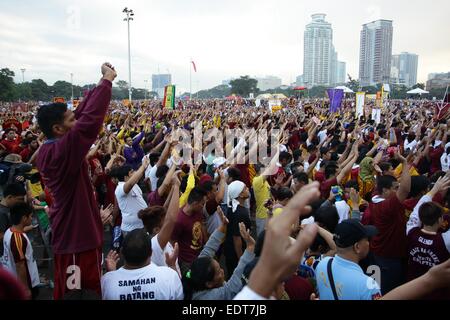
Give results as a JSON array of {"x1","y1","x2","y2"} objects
[{"x1": 53, "y1": 247, "x2": 102, "y2": 300}]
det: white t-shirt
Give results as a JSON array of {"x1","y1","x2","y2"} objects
[
  {"x1": 335, "y1": 200, "x2": 351, "y2": 223},
  {"x1": 150, "y1": 235, "x2": 180, "y2": 275},
  {"x1": 404, "y1": 139, "x2": 418, "y2": 152},
  {"x1": 115, "y1": 182, "x2": 146, "y2": 232},
  {"x1": 2, "y1": 229, "x2": 40, "y2": 288},
  {"x1": 101, "y1": 264, "x2": 183, "y2": 300},
  {"x1": 147, "y1": 166, "x2": 158, "y2": 192}
]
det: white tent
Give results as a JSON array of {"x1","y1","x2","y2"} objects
[
  {"x1": 256, "y1": 93, "x2": 273, "y2": 100},
  {"x1": 407, "y1": 88, "x2": 429, "y2": 95},
  {"x1": 335, "y1": 86, "x2": 354, "y2": 93}
]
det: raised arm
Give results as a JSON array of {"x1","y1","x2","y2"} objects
[
  {"x1": 157, "y1": 162, "x2": 176, "y2": 197},
  {"x1": 123, "y1": 156, "x2": 149, "y2": 194},
  {"x1": 337, "y1": 149, "x2": 358, "y2": 184},
  {"x1": 395, "y1": 152, "x2": 411, "y2": 202},
  {"x1": 60, "y1": 63, "x2": 116, "y2": 174},
  {"x1": 157, "y1": 175, "x2": 180, "y2": 250}
]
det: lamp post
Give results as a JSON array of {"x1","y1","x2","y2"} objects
[
  {"x1": 70, "y1": 73, "x2": 74, "y2": 102},
  {"x1": 144, "y1": 79, "x2": 148, "y2": 100},
  {"x1": 123, "y1": 7, "x2": 134, "y2": 101},
  {"x1": 20, "y1": 68, "x2": 26, "y2": 83}
]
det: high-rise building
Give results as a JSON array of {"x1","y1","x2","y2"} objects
[
  {"x1": 152, "y1": 74, "x2": 172, "y2": 98},
  {"x1": 256, "y1": 76, "x2": 282, "y2": 91},
  {"x1": 296, "y1": 75, "x2": 304, "y2": 86},
  {"x1": 303, "y1": 14, "x2": 334, "y2": 87},
  {"x1": 359, "y1": 20, "x2": 393, "y2": 87},
  {"x1": 329, "y1": 46, "x2": 338, "y2": 86},
  {"x1": 426, "y1": 72, "x2": 450, "y2": 90},
  {"x1": 337, "y1": 61, "x2": 347, "y2": 84},
  {"x1": 391, "y1": 52, "x2": 418, "y2": 87}
]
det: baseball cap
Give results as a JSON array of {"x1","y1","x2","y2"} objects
[{"x1": 333, "y1": 219, "x2": 378, "y2": 248}]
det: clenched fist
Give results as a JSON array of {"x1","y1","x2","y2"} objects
[{"x1": 101, "y1": 62, "x2": 117, "y2": 82}]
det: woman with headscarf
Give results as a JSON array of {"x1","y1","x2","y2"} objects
[
  {"x1": 358, "y1": 157, "x2": 376, "y2": 199},
  {"x1": 223, "y1": 180, "x2": 252, "y2": 279}
]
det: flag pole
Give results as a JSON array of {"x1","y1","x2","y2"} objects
[
  {"x1": 441, "y1": 85, "x2": 448, "y2": 110},
  {"x1": 189, "y1": 60, "x2": 192, "y2": 100}
]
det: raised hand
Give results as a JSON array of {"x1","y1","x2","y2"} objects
[
  {"x1": 100, "y1": 204, "x2": 114, "y2": 225},
  {"x1": 105, "y1": 250, "x2": 120, "y2": 272},
  {"x1": 101, "y1": 62, "x2": 117, "y2": 82},
  {"x1": 239, "y1": 222, "x2": 256, "y2": 249},
  {"x1": 246, "y1": 182, "x2": 321, "y2": 298},
  {"x1": 165, "y1": 242, "x2": 179, "y2": 269}
]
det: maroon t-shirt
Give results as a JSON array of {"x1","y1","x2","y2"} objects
[
  {"x1": 407, "y1": 227, "x2": 450, "y2": 299},
  {"x1": 147, "y1": 190, "x2": 165, "y2": 207},
  {"x1": 369, "y1": 194, "x2": 407, "y2": 258},
  {"x1": 171, "y1": 208, "x2": 205, "y2": 265},
  {"x1": 320, "y1": 177, "x2": 338, "y2": 200},
  {"x1": 429, "y1": 146, "x2": 444, "y2": 175},
  {"x1": 36, "y1": 80, "x2": 112, "y2": 255}
]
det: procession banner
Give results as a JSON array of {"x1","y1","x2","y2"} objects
[
  {"x1": 356, "y1": 92, "x2": 365, "y2": 118},
  {"x1": 163, "y1": 85, "x2": 176, "y2": 109},
  {"x1": 327, "y1": 89, "x2": 344, "y2": 113}
]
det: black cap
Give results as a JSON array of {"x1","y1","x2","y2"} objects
[{"x1": 333, "y1": 219, "x2": 378, "y2": 248}]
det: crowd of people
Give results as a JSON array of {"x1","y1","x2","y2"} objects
[{"x1": 0, "y1": 63, "x2": 449, "y2": 300}]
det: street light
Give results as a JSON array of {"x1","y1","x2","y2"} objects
[
  {"x1": 70, "y1": 73, "x2": 74, "y2": 102},
  {"x1": 20, "y1": 68, "x2": 26, "y2": 83},
  {"x1": 144, "y1": 79, "x2": 148, "y2": 100},
  {"x1": 123, "y1": 7, "x2": 134, "y2": 102}
]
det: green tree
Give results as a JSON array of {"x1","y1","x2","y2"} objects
[
  {"x1": 52, "y1": 80, "x2": 72, "y2": 99},
  {"x1": 230, "y1": 76, "x2": 259, "y2": 97},
  {"x1": 412, "y1": 83, "x2": 425, "y2": 90},
  {"x1": 346, "y1": 75, "x2": 360, "y2": 92},
  {"x1": 308, "y1": 86, "x2": 328, "y2": 98},
  {"x1": 30, "y1": 79, "x2": 50, "y2": 101},
  {"x1": 390, "y1": 84, "x2": 409, "y2": 99},
  {"x1": 361, "y1": 86, "x2": 378, "y2": 94},
  {"x1": 196, "y1": 84, "x2": 231, "y2": 99},
  {"x1": 14, "y1": 82, "x2": 33, "y2": 101},
  {"x1": 0, "y1": 68, "x2": 16, "y2": 101}
]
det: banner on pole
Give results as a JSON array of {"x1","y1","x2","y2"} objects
[
  {"x1": 163, "y1": 85, "x2": 176, "y2": 109},
  {"x1": 356, "y1": 92, "x2": 365, "y2": 118},
  {"x1": 327, "y1": 89, "x2": 344, "y2": 113}
]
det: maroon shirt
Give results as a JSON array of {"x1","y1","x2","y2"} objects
[
  {"x1": 147, "y1": 190, "x2": 165, "y2": 207},
  {"x1": 320, "y1": 177, "x2": 337, "y2": 200},
  {"x1": 407, "y1": 227, "x2": 450, "y2": 299},
  {"x1": 369, "y1": 194, "x2": 407, "y2": 258},
  {"x1": 429, "y1": 146, "x2": 444, "y2": 175},
  {"x1": 36, "y1": 80, "x2": 112, "y2": 254},
  {"x1": 171, "y1": 208, "x2": 205, "y2": 265}
]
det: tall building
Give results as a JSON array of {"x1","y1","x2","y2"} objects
[
  {"x1": 303, "y1": 14, "x2": 334, "y2": 87},
  {"x1": 329, "y1": 46, "x2": 338, "y2": 86},
  {"x1": 359, "y1": 20, "x2": 393, "y2": 87},
  {"x1": 391, "y1": 52, "x2": 418, "y2": 87},
  {"x1": 152, "y1": 74, "x2": 172, "y2": 98},
  {"x1": 256, "y1": 76, "x2": 282, "y2": 91},
  {"x1": 296, "y1": 75, "x2": 304, "y2": 86},
  {"x1": 337, "y1": 61, "x2": 346, "y2": 84},
  {"x1": 426, "y1": 72, "x2": 450, "y2": 90}
]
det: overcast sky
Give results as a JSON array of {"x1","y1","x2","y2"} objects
[{"x1": 1, "y1": 0, "x2": 449, "y2": 94}]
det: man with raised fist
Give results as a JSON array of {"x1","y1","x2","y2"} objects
[{"x1": 36, "y1": 63, "x2": 117, "y2": 299}]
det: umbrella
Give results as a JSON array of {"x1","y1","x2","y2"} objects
[
  {"x1": 293, "y1": 86, "x2": 307, "y2": 91},
  {"x1": 335, "y1": 86, "x2": 354, "y2": 93},
  {"x1": 407, "y1": 88, "x2": 429, "y2": 95}
]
